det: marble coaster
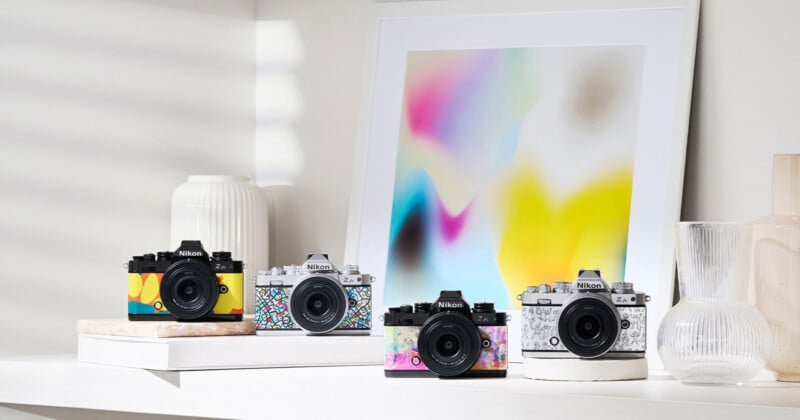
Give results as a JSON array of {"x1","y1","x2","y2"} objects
[
  {"x1": 523, "y1": 357, "x2": 649, "y2": 381},
  {"x1": 77, "y1": 316, "x2": 254, "y2": 338}
]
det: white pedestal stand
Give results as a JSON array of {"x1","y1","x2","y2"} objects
[{"x1": 523, "y1": 357, "x2": 649, "y2": 381}]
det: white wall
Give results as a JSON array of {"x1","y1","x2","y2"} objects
[
  {"x1": 255, "y1": 0, "x2": 372, "y2": 267},
  {"x1": 682, "y1": 0, "x2": 800, "y2": 222},
  {"x1": 0, "y1": 0, "x2": 256, "y2": 356}
]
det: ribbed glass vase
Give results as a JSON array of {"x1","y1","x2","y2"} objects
[{"x1": 657, "y1": 222, "x2": 771, "y2": 385}]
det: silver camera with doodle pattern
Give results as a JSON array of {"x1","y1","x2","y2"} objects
[{"x1": 518, "y1": 269, "x2": 648, "y2": 359}]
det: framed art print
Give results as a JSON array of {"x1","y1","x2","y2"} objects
[{"x1": 346, "y1": 0, "x2": 699, "y2": 363}]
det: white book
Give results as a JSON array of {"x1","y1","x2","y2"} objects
[{"x1": 78, "y1": 334, "x2": 385, "y2": 371}]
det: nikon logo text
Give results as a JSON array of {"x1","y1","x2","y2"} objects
[
  {"x1": 438, "y1": 301, "x2": 464, "y2": 309},
  {"x1": 576, "y1": 282, "x2": 604, "y2": 290},
  {"x1": 177, "y1": 251, "x2": 202, "y2": 257},
  {"x1": 307, "y1": 264, "x2": 332, "y2": 270}
]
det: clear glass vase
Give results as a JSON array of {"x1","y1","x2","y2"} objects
[{"x1": 657, "y1": 222, "x2": 771, "y2": 385}]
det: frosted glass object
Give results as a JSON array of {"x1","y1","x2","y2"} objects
[
  {"x1": 658, "y1": 223, "x2": 770, "y2": 385},
  {"x1": 752, "y1": 154, "x2": 800, "y2": 381}
]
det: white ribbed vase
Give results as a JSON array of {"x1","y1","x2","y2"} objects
[
  {"x1": 658, "y1": 222, "x2": 771, "y2": 385},
  {"x1": 170, "y1": 176, "x2": 269, "y2": 314}
]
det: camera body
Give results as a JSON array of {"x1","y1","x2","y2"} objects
[
  {"x1": 255, "y1": 254, "x2": 373, "y2": 335},
  {"x1": 127, "y1": 240, "x2": 243, "y2": 322},
  {"x1": 520, "y1": 269, "x2": 647, "y2": 359},
  {"x1": 384, "y1": 291, "x2": 508, "y2": 378}
]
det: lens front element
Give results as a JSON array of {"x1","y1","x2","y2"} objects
[
  {"x1": 176, "y1": 278, "x2": 199, "y2": 301},
  {"x1": 290, "y1": 275, "x2": 348, "y2": 334},
  {"x1": 557, "y1": 295, "x2": 621, "y2": 358},
  {"x1": 418, "y1": 312, "x2": 482, "y2": 377},
  {"x1": 306, "y1": 292, "x2": 330, "y2": 317},
  {"x1": 436, "y1": 333, "x2": 461, "y2": 357},
  {"x1": 575, "y1": 314, "x2": 602, "y2": 340}
]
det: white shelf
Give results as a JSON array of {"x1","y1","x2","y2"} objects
[{"x1": 1, "y1": 355, "x2": 799, "y2": 419}]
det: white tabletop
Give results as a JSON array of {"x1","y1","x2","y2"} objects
[{"x1": 1, "y1": 354, "x2": 798, "y2": 419}]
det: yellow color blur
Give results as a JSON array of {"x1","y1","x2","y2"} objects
[{"x1": 497, "y1": 165, "x2": 633, "y2": 308}]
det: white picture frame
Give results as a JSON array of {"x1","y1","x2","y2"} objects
[{"x1": 346, "y1": 0, "x2": 699, "y2": 365}]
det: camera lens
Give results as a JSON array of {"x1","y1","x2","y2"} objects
[
  {"x1": 418, "y1": 312, "x2": 482, "y2": 377},
  {"x1": 289, "y1": 275, "x2": 348, "y2": 334},
  {"x1": 306, "y1": 292, "x2": 331, "y2": 317},
  {"x1": 575, "y1": 315, "x2": 602, "y2": 340},
  {"x1": 557, "y1": 295, "x2": 620, "y2": 358},
  {"x1": 160, "y1": 259, "x2": 219, "y2": 321},
  {"x1": 436, "y1": 333, "x2": 461, "y2": 357},
  {"x1": 177, "y1": 279, "x2": 199, "y2": 301}
]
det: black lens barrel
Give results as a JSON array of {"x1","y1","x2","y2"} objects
[
  {"x1": 418, "y1": 312, "x2": 482, "y2": 377},
  {"x1": 160, "y1": 259, "x2": 219, "y2": 321},
  {"x1": 557, "y1": 296, "x2": 620, "y2": 358},
  {"x1": 289, "y1": 275, "x2": 348, "y2": 334}
]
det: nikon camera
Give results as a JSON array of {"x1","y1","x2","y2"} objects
[
  {"x1": 519, "y1": 269, "x2": 648, "y2": 359},
  {"x1": 384, "y1": 291, "x2": 508, "y2": 378},
  {"x1": 127, "y1": 240, "x2": 243, "y2": 322},
  {"x1": 254, "y1": 254, "x2": 373, "y2": 335}
]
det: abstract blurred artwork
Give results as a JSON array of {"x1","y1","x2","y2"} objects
[
  {"x1": 353, "y1": 7, "x2": 697, "y2": 357},
  {"x1": 385, "y1": 47, "x2": 644, "y2": 308}
]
